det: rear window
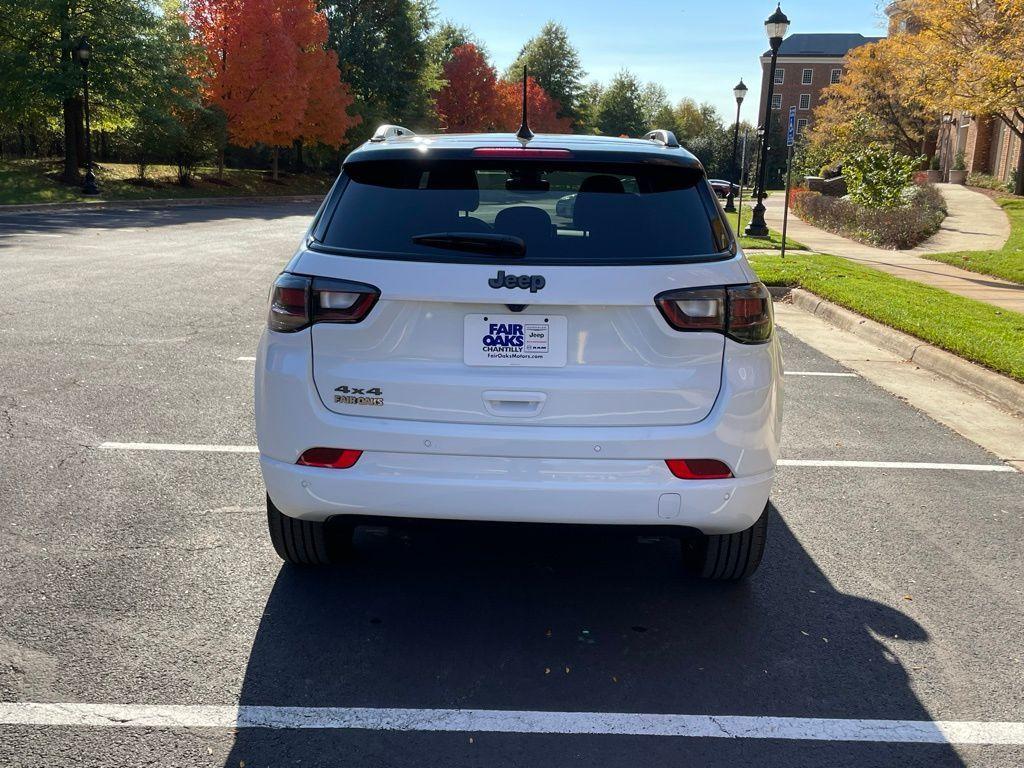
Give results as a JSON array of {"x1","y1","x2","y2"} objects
[{"x1": 313, "y1": 159, "x2": 733, "y2": 265}]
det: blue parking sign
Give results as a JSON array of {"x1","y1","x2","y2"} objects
[{"x1": 787, "y1": 106, "x2": 797, "y2": 147}]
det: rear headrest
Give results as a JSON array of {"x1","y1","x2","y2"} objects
[
  {"x1": 573, "y1": 195, "x2": 641, "y2": 232},
  {"x1": 578, "y1": 175, "x2": 625, "y2": 194},
  {"x1": 494, "y1": 206, "x2": 553, "y2": 241},
  {"x1": 425, "y1": 167, "x2": 480, "y2": 212}
]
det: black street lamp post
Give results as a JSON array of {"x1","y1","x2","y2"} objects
[
  {"x1": 74, "y1": 37, "x2": 99, "y2": 196},
  {"x1": 724, "y1": 78, "x2": 748, "y2": 213},
  {"x1": 745, "y1": 4, "x2": 789, "y2": 237}
]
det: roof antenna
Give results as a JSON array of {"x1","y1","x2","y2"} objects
[{"x1": 516, "y1": 66, "x2": 534, "y2": 143}]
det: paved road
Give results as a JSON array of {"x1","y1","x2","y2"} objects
[
  {"x1": 763, "y1": 186, "x2": 1024, "y2": 315},
  {"x1": 1, "y1": 203, "x2": 1022, "y2": 767}
]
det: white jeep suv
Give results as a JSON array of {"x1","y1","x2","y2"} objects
[{"x1": 255, "y1": 127, "x2": 782, "y2": 580}]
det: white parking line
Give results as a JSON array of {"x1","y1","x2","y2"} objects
[
  {"x1": 97, "y1": 443, "x2": 1017, "y2": 472},
  {"x1": 1, "y1": 702, "x2": 1022, "y2": 744},
  {"x1": 777, "y1": 459, "x2": 1016, "y2": 472},
  {"x1": 784, "y1": 371, "x2": 858, "y2": 377},
  {"x1": 236, "y1": 356, "x2": 257, "y2": 361},
  {"x1": 99, "y1": 442, "x2": 258, "y2": 453}
]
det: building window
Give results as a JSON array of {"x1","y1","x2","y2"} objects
[
  {"x1": 799, "y1": 94, "x2": 811, "y2": 110},
  {"x1": 796, "y1": 118, "x2": 808, "y2": 133},
  {"x1": 774, "y1": 68, "x2": 785, "y2": 85},
  {"x1": 771, "y1": 94, "x2": 782, "y2": 110},
  {"x1": 802, "y1": 68, "x2": 813, "y2": 85},
  {"x1": 830, "y1": 68, "x2": 842, "y2": 84}
]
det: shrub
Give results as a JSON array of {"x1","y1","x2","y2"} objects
[
  {"x1": 791, "y1": 184, "x2": 946, "y2": 249},
  {"x1": 967, "y1": 172, "x2": 1012, "y2": 193},
  {"x1": 843, "y1": 144, "x2": 920, "y2": 209}
]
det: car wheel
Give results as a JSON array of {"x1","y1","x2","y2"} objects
[
  {"x1": 266, "y1": 495, "x2": 351, "y2": 565},
  {"x1": 681, "y1": 503, "x2": 769, "y2": 580}
]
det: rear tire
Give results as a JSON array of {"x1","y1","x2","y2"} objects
[
  {"x1": 681, "y1": 503, "x2": 769, "y2": 581},
  {"x1": 266, "y1": 495, "x2": 350, "y2": 565}
]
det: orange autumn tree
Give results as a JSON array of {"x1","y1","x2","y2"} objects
[
  {"x1": 495, "y1": 75, "x2": 573, "y2": 134},
  {"x1": 435, "y1": 44, "x2": 499, "y2": 132},
  {"x1": 435, "y1": 44, "x2": 572, "y2": 134},
  {"x1": 184, "y1": 0, "x2": 358, "y2": 177}
]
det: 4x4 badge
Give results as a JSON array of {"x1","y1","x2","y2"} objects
[{"x1": 488, "y1": 270, "x2": 546, "y2": 293}]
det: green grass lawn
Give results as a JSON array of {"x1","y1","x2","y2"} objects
[
  {"x1": 727, "y1": 204, "x2": 806, "y2": 251},
  {"x1": 750, "y1": 251, "x2": 1024, "y2": 382},
  {"x1": 0, "y1": 159, "x2": 334, "y2": 206},
  {"x1": 921, "y1": 196, "x2": 1024, "y2": 284}
]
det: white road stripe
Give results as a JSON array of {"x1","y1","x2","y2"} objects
[
  {"x1": 0, "y1": 702, "x2": 1022, "y2": 744},
  {"x1": 236, "y1": 356, "x2": 257, "y2": 361},
  {"x1": 99, "y1": 442, "x2": 257, "y2": 454},
  {"x1": 96, "y1": 443, "x2": 1017, "y2": 472},
  {"x1": 784, "y1": 371, "x2": 858, "y2": 377},
  {"x1": 778, "y1": 459, "x2": 1015, "y2": 472}
]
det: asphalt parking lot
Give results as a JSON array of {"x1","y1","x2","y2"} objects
[{"x1": 1, "y1": 202, "x2": 1022, "y2": 767}]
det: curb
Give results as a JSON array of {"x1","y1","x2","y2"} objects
[
  {"x1": 0, "y1": 194, "x2": 325, "y2": 215},
  {"x1": 778, "y1": 287, "x2": 1024, "y2": 418}
]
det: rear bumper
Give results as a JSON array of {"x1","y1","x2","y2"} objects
[
  {"x1": 255, "y1": 328, "x2": 782, "y2": 534},
  {"x1": 261, "y1": 453, "x2": 774, "y2": 534}
]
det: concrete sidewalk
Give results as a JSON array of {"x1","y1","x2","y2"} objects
[{"x1": 762, "y1": 184, "x2": 1024, "y2": 315}]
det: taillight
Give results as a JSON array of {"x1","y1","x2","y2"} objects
[
  {"x1": 655, "y1": 282, "x2": 773, "y2": 344},
  {"x1": 297, "y1": 448, "x2": 362, "y2": 468},
  {"x1": 267, "y1": 274, "x2": 379, "y2": 332},
  {"x1": 665, "y1": 459, "x2": 734, "y2": 480},
  {"x1": 268, "y1": 273, "x2": 311, "y2": 332}
]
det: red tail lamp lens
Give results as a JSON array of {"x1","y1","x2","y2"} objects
[
  {"x1": 297, "y1": 448, "x2": 362, "y2": 469},
  {"x1": 666, "y1": 459, "x2": 733, "y2": 480}
]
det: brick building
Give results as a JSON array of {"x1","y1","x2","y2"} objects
[{"x1": 756, "y1": 33, "x2": 882, "y2": 136}]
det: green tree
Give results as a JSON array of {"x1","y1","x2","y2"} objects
[
  {"x1": 595, "y1": 69, "x2": 646, "y2": 137},
  {"x1": 638, "y1": 82, "x2": 676, "y2": 135},
  {"x1": 0, "y1": 0, "x2": 170, "y2": 182},
  {"x1": 322, "y1": 0, "x2": 438, "y2": 141},
  {"x1": 672, "y1": 98, "x2": 721, "y2": 143},
  {"x1": 575, "y1": 80, "x2": 603, "y2": 134},
  {"x1": 122, "y1": 10, "x2": 222, "y2": 184},
  {"x1": 505, "y1": 21, "x2": 585, "y2": 125},
  {"x1": 427, "y1": 21, "x2": 483, "y2": 69}
]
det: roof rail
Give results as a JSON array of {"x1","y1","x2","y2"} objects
[
  {"x1": 369, "y1": 124, "x2": 416, "y2": 142},
  {"x1": 643, "y1": 129, "x2": 680, "y2": 148}
]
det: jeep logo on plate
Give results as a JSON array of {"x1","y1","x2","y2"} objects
[{"x1": 488, "y1": 270, "x2": 546, "y2": 293}]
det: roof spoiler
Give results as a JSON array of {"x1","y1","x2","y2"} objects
[
  {"x1": 369, "y1": 124, "x2": 416, "y2": 142},
  {"x1": 643, "y1": 129, "x2": 680, "y2": 148}
]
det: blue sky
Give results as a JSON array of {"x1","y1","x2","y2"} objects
[{"x1": 432, "y1": 0, "x2": 887, "y2": 122}]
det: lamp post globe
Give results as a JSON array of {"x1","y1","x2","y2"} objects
[
  {"x1": 724, "y1": 78, "x2": 748, "y2": 213},
  {"x1": 74, "y1": 36, "x2": 99, "y2": 196},
  {"x1": 745, "y1": 4, "x2": 790, "y2": 238}
]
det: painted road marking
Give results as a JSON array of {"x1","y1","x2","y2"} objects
[
  {"x1": 97, "y1": 443, "x2": 1017, "y2": 472},
  {"x1": 778, "y1": 459, "x2": 1016, "y2": 472},
  {"x1": 99, "y1": 442, "x2": 258, "y2": 454},
  {"x1": 1, "y1": 702, "x2": 1023, "y2": 744},
  {"x1": 236, "y1": 356, "x2": 257, "y2": 361},
  {"x1": 784, "y1": 371, "x2": 858, "y2": 377}
]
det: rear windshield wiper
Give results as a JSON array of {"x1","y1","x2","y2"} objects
[{"x1": 411, "y1": 232, "x2": 526, "y2": 258}]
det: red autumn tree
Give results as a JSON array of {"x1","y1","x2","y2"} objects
[
  {"x1": 435, "y1": 44, "x2": 499, "y2": 133},
  {"x1": 184, "y1": 0, "x2": 358, "y2": 176},
  {"x1": 495, "y1": 76, "x2": 573, "y2": 134}
]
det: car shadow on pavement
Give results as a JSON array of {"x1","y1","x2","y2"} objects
[{"x1": 223, "y1": 505, "x2": 966, "y2": 767}]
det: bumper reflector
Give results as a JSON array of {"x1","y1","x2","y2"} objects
[
  {"x1": 665, "y1": 459, "x2": 733, "y2": 480},
  {"x1": 297, "y1": 448, "x2": 363, "y2": 469}
]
